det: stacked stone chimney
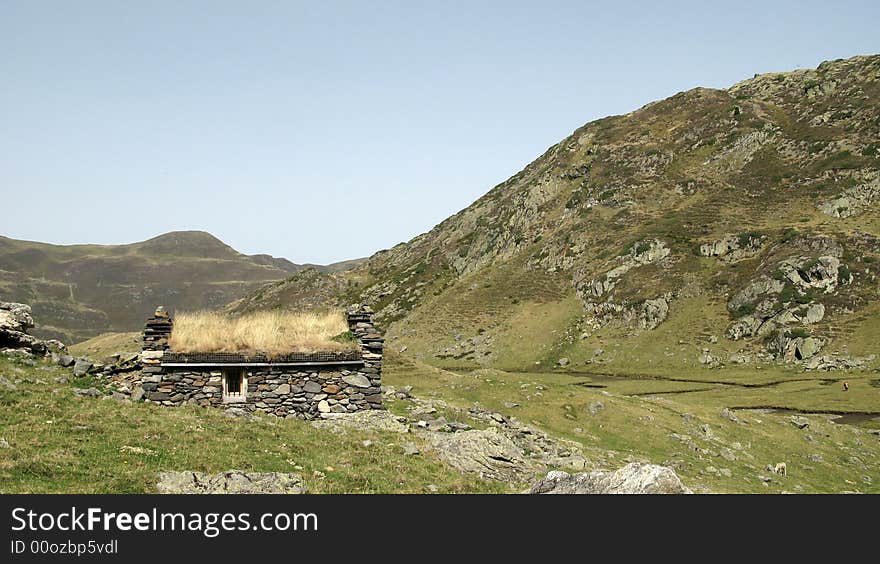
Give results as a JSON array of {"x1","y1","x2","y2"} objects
[
  {"x1": 346, "y1": 304, "x2": 383, "y2": 383},
  {"x1": 141, "y1": 306, "x2": 172, "y2": 373}
]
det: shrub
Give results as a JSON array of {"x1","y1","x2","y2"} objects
[
  {"x1": 734, "y1": 303, "x2": 756, "y2": 318},
  {"x1": 780, "y1": 227, "x2": 800, "y2": 243},
  {"x1": 787, "y1": 328, "x2": 811, "y2": 339}
]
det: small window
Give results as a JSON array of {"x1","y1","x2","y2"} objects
[{"x1": 222, "y1": 368, "x2": 247, "y2": 403}]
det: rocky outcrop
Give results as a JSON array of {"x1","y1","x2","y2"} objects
[
  {"x1": 700, "y1": 233, "x2": 764, "y2": 262},
  {"x1": 764, "y1": 332, "x2": 824, "y2": 361},
  {"x1": 0, "y1": 302, "x2": 66, "y2": 357},
  {"x1": 311, "y1": 410, "x2": 410, "y2": 434},
  {"x1": 777, "y1": 255, "x2": 844, "y2": 293},
  {"x1": 575, "y1": 240, "x2": 674, "y2": 333},
  {"x1": 818, "y1": 171, "x2": 880, "y2": 219},
  {"x1": 423, "y1": 427, "x2": 537, "y2": 482},
  {"x1": 725, "y1": 252, "x2": 849, "y2": 358},
  {"x1": 528, "y1": 463, "x2": 692, "y2": 494},
  {"x1": 307, "y1": 393, "x2": 587, "y2": 484},
  {"x1": 580, "y1": 240, "x2": 670, "y2": 299},
  {"x1": 156, "y1": 470, "x2": 306, "y2": 494}
]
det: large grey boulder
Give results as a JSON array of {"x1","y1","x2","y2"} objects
[
  {"x1": 0, "y1": 302, "x2": 60, "y2": 356},
  {"x1": 528, "y1": 462, "x2": 692, "y2": 494},
  {"x1": 72, "y1": 358, "x2": 93, "y2": 377},
  {"x1": 156, "y1": 470, "x2": 306, "y2": 494},
  {"x1": 0, "y1": 302, "x2": 34, "y2": 333},
  {"x1": 423, "y1": 427, "x2": 537, "y2": 482}
]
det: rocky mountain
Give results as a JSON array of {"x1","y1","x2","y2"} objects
[
  {"x1": 236, "y1": 55, "x2": 880, "y2": 373},
  {"x1": 0, "y1": 231, "x2": 360, "y2": 343}
]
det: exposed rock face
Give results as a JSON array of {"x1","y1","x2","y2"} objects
[
  {"x1": 311, "y1": 410, "x2": 410, "y2": 434},
  {"x1": 574, "y1": 240, "x2": 675, "y2": 333},
  {"x1": 528, "y1": 463, "x2": 692, "y2": 494},
  {"x1": 700, "y1": 233, "x2": 764, "y2": 262},
  {"x1": 156, "y1": 470, "x2": 306, "y2": 494},
  {"x1": 818, "y1": 171, "x2": 880, "y2": 219},
  {"x1": 422, "y1": 427, "x2": 536, "y2": 482},
  {"x1": 778, "y1": 255, "x2": 842, "y2": 293},
  {"x1": 724, "y1": 248, "x2": 850, "y2": 360},
  {"x1": 580, "y1": 240, "x2": 670, "y2": 299}
]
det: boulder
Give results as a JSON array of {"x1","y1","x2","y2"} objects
[
  {"x1": 0, "y1": 302, "x2": 34, "y2": 333},
  {"x1": 311, "y1": 410, "x2": 410, "y2": 434},
  {"x1": 156, "y1": 470, "x2": 306, "y2": 494},
  {"x1": 422, "y1": 427, "x2": 536, "y2": 482},
  {"x1": 0, "y1": 302, "x2": 50, "y2": 355},
  {"x1": 72, "y1": 359, "x2": 93, "y2": 377},
  {"x1": 528, "y1": 462, "x2": 691, "y2": 494},
  {"x1": 56, "y1": 355, "x2": 75, "y2": 367}
]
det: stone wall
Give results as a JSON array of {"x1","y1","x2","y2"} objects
[
  {"x1": 135, "y1": 304, "x2": 383, "y2": 419},
  {"x1": 139, "y1": 366, "x2": 382, "y2": 418}
]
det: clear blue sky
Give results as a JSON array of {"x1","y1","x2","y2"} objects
[{"x1": 2, "y1": 1, "x2": 878, "y2": 264}]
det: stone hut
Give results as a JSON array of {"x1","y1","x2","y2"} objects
[{"x1": 135, "y1": 305, "x2": 383, "y2": 419}]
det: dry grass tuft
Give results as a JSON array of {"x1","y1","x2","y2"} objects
[{"x1": 169, "y1": 310, "x2": 355, "y2": 355}]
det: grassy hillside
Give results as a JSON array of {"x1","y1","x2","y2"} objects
[
  {"x1": 0, "y1": 231, "x2": 360, "y2": 344},
  {"x1": 236, "y1": 55, "x2": 880, "y2": 376}
]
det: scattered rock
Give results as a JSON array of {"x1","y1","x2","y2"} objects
[
  {"x1": 73, "y1": 387, "x2": 102, "y2": 398},
  {"x1": 588, "y1": 401, "x2": 605, "y2": 415},
  {"x1": 789, "y1": 416, "x2": 810, "y2": 430},
  {"x1": 528, "y1": 463, "x2": 691, "y2": 494},
  {"x1": 0, "y1": 438, "x2": 9, "y2": 449},
  {"x1": 120, "y1": 445, "x2": 157, "y2": 456},
  {"x1": 156, "y1": 470, "x2": 306, "y2": 494},
  {"x1": 0, "y1": 375, "x2": 17, "y2": 390}
]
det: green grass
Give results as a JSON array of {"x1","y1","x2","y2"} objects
[
  {"x1": 0, "y1": 356, "x2": 504, "y2": 494},
  {"x1": 384, "y1": 352, "x2": 880, "y2": 494}
]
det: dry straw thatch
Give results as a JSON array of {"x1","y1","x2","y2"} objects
[{"x1": 169, "y1": 310, "x2": 355, "y2": 355}]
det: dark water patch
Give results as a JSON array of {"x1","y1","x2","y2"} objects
[
  {"x1": 729, "y1": 405, "x2": 880, "y2": 426},
  {"x1": 564, "y1": 371, "x2": 825, "y2": 389},
  {"x1": 632, "y1": 387, "x2": 719, "y2": 396},
  {"x1": 869, "y1": 379, "x2": 880, "y2": 389},
  {"x1": 572, "y1": 382, "x2": 607, "y2": 389}
]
